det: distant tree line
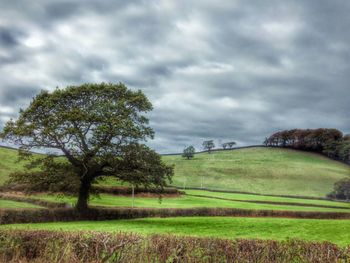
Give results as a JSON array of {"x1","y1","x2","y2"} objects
[
  {"x1": 182, "y1": 140, "x2": 237, "y2": 160},
  {"x1": 264, "y1": 128, "x2": 350, "y2": 163}
]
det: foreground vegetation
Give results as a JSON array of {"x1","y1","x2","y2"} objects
[
  {"x1": 2, "y1": 230, "x2": 349, "y2": 263},
  {"x1": 3, "y1": 216, "x2": 350, "y2": 246},
  {"x1": 163, "y1": 147, "x2": 350, "y2": 197}
]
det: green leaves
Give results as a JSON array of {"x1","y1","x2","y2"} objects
[
  {"x1": 182, "y1": 146, "x2": 195, "y2": 160},
  {"x1": 1, "y1": 83, "x2": 154, "y2": 166},
  {"x1": 1, "y1": 83, "x2": 173, "y2": 209}
]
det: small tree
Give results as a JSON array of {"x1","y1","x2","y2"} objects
[
  {"x1": 227, "y1": 141, "x2": 236, "y2": 149},
  {"x1": 223, "y1": 141, "x2": 236, "y2": 149},
  {"x1": 1, "y1": 83, "x2": 174, "y2": 212},
  {"x1": 328, "y1": 178, "x2": 350, "y2": 200},
  {"x1": 202, "y1": 140, "x2": 215, "y2": 153},
  {"x1": 182, "y1": 146, "x2": 195, "y2": 160}
]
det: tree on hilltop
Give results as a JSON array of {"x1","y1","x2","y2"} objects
[
  {"x1": 202, "y1": 140, "x2": 215, "y2": 153},
  {"x1": 182, "y1": 146, "x2": 195, "y2": 160},
  {"x1": 1, "y1": 83, "x2": 174, "y2": 212},
  {"x1": 222, "y1": 141, "x2": 236, "y2": 150}
]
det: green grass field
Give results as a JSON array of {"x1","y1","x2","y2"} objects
[
  {"x1": 30, "y1": 193, "x2": 350, "y2": 212},
  {"x1": 3, "y1": 216, "x2": 350, "y2": 246},
  {"x1": 0, "y1": 147, "x2": 27, "y2": 185},
  {"x1": 185, "y1": 189, "x2": 350, "y2": 208},
  {"x1": 0, "y1": 199, "x2": 43, "y2": 209},
  {"x1": 1, "y1": 146, "x2": 349, "y2": 198},
  {"x1": 1, "y1": 146, "x2": 350, "y2": 247},
  {"x1": 163, "y1": 147, "x2": 350, "y2": 197}
]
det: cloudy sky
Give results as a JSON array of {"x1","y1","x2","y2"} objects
[{"x1": 0, "y1": 0, "x2": 349, "y2": 153}]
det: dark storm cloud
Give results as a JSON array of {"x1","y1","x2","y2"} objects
[
  {"x1": 0, "y1": 27, "x2": 21, "y2": 47},
  {"x1": 0, "y1": 0, "x2": 349, "y2": 153}
]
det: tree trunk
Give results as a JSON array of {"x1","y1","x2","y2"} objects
[{"x1": 76, "y1": 178, "x2": 92, "y2": 212}]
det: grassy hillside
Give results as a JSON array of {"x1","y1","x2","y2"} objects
[
  {"x1": 4, "y1": 217, "x2": 350, "y2": 246},
  {"x1": 163, "y1": 147, "x2": 350, "y2": 197},
  {"x1": 0, "y1": 147, "x2": 26, "y2": 185},
  {"x1": 1, "y1": 146, "x2": 349, "y2": 198}
]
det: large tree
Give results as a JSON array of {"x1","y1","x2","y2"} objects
[{"x1": 1, "y1": 83, "x2": 173, "y2": 211}]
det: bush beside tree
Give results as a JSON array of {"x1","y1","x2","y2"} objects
[{"x1": 328, "y1": 178, "x2": 350, "y2": 200}]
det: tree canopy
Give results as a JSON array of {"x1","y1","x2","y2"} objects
[
  {"x1": 1, "y1": 83, "x2": 173, "y2": 211},
  {"x1": 222, "y1": 141, "x2": 236, "y2": 149},
  {"x1": 182, "y1": 146, "x2": 195, "y2": 160},
  {"x1": 264, "y1": 128, "x2": 350, "y2": 163},
  {"x1": 328, "y1": 178, "x2": 350, "y2": 200},
  {"x1": 202, "y1": 140, "x2": 215, "y2": 153}
]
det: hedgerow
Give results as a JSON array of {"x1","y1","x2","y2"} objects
[
  {"x1": 1, "y1": 230, "x2": 350, "y2": 262},
  {"x1": 2, "y1": 207, "x2": 350, "y2": 225}
]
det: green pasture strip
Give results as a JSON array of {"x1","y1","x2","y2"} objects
[
  {"x1": 163, "y1": 147, "x2": 350, "y2": 197},
  {"x1": 29, "y1": 193, "x2": 350, "y2": 212},
  {"x1": 3, "y1": 216, "x2": 350, "y2": 246},
  {"x1": 94, "y1": 177, "x2": 128, "y2": 187},
  {"x1": 185, "y1": 190, "x2": 350, "y2": 209},
  {"x1": 0, "y1": 199, "x2": 44, "y2": 209}
]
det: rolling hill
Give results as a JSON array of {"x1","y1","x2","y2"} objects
[
  {"x1": 163, "y1": 147, "x2": 350, "y2": 197},
  {"x1": 1, "y1": 146, "x2": 349, "y2": 198},
  {"x1": 0, "y1": 146, "x2": 27, "y2": 185}
]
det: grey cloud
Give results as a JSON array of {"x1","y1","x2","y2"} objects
[
  {"x1": 0, "y1": 27, "x2": 21, "y2": 47},
  {"x1": 0, "y1": 85, "x2": 39, "y2": 105},
  {"x1": 0, "y1": 0, "x2": 349, "y2": 153}
]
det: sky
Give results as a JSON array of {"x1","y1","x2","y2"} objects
[{"x1": 0, "y1": 0, "x2": 349, "y2": 153}]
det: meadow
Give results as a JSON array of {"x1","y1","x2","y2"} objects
[
  {"x1": 163, "y1": 147, "x2": 350, "y2": 197},
  {"x1": 3, "y1": 216, "x2": 350, "y2": 246},
  {"x1": 25, "y1": 192, "x2": 350, "y2": 212},
  {"x1": 2, "y1": 145, "x2": 350, "y2": 262},
  {"x1": 1, "y1": 146, "x2": 350, "y2": 198}
]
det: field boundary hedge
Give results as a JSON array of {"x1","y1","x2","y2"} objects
[
  {"x1": 178, "y1": 186, "x2": 350, "y2": 202},
  {"x1": 1, "y1": 230, "x2": 349, "y2": 262},
  {"x1": 0, "y1": 194, "x2": 67, "y2": 209},
  {"x1": 2, "y1": 207, "x2": 350, "y2": 224},
  {"x1": 186, "y1": 194, "x2": 350, "y2": 210},
  {"x1": 93, "y1": 185, "x2": 182, "y2": 196}
]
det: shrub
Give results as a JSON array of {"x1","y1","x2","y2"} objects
[{"x1": 328, "y1": 178, "x2": 350, "y2": 200}]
